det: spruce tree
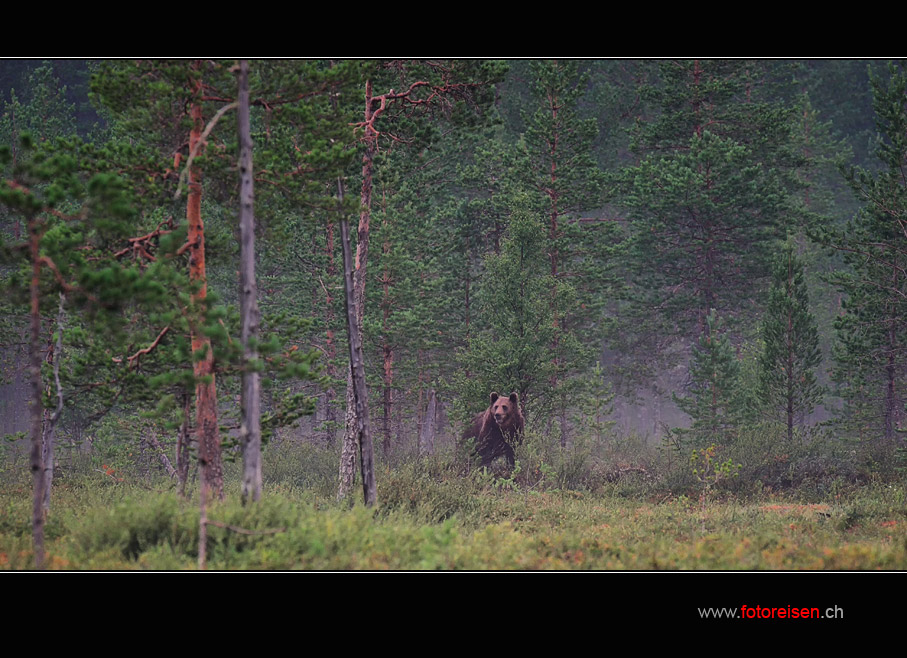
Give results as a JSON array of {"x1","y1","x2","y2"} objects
[
  {"x1": 671, "y1": 310, "x2": 742, "y2": 450},
  {"x1": 758, "y1": 240, "x2": 823, "y2": 441},
  {"x1": 455, "y1": 197, "x2": 561, "y2": 424}
]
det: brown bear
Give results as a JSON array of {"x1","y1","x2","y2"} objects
[{"x1": 463, "y1": 391, "x2": 525, "y2": 468}]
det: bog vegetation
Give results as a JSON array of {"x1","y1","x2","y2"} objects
[{"x1": 1, "y1": 59, "x2": 906, "y2": 570}]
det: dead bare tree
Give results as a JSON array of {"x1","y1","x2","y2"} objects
[{"x1": 236, "y1": 59, "x2": 262, "y2": 504}]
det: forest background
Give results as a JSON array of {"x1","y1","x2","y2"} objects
[{"x1": 2, "y1": 59, "x2": 906, "y2": 571}]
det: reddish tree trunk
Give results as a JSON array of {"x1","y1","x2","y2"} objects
[{"x1": 187, "y1": 92, "x2": 223, "y2": 501}]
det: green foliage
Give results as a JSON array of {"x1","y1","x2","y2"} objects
[
  {"x1": 251, "y1": 59, "x2": 360, "y2": 228},
  {"x1": 822, "y1": 62, "x2": 907, "y2": 443},
  {"x1": 615, "y1": 61, "x2": 803, "y2": 390},
  {"x1": 568, "y1": 362, "x2": 616, "y2": 442},
  {"x1": 514, "y1": 427, "x2": 601, "y2": 492},
  {"x1": 450, "y1": 61, "x2": 614, "y2": 447},
  {"x1": 0, "y1": 134, "x2": 146, "y2": 354},
  {"x1": 624, "y1": 130, "x2": 787, "y2": 334},
  {"x1": 0, "y1": 62, "x2": 77, "y2": 154},
  {"x1": 689, "y1": 443, "x2": 741, "y2": 494},
  {"x1": 757, "y1": 241, "x2": 824, "y2": 439},
  {"x1": 522, "y1": 60, "x2": 605, "y2": 220},
  {"x1": 362, "y1": 146, "x2": 450, "y2": 411},
  {"x1": 454, "y1": 198, "x2": 561, "y2": 423},
  {"x1": 70, "y1": 493, "x2": 196, "y2": 562},
  {"x1": 670, "y1": 310, "x2": 743, "y2": 450}
]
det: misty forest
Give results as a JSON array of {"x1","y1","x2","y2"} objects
[{"x1": 2, "y1": 59, "x2": 907, "y2": 571}]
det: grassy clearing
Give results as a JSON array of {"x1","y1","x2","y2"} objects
[{"x1": 2, "y1": 452, "x2": 906, "y2": 570}]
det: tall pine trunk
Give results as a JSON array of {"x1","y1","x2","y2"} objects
[
  {"x1": 237, "y1": 60, "x2": 262, "y2": 503},
  {"x1": 187, "y1": 87, "x2": 223, "y2": 501}
]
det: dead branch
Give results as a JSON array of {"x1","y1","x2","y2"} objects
[
  {"x1": 112, "y1": 217, "x2": 176, "y2": 262},
  {"x1": 144, "y1": 433, "x2": 178, "y2": 479},
  {"x1": 174, "y1": 101, "x2": 239, "y2": 199},
  {"x1": 111, "y1": 326, "x2": 170, "y2": 365}
]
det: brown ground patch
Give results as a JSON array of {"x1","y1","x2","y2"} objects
[{"x1": 759, "y1": 504, "x2": 831, "y2": 515}]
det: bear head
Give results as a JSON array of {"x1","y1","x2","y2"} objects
[{"x1": 489, "y1": 391, "x2": 520, "y2": 428}]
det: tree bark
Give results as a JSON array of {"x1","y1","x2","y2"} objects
[
  {"x1": 237, "y1": 60, "x2": 262, "y2": 504},
  {"x1": 337, "y1": 173, "x2": 377, "y2": 506},
  {"x1": 339, "y1": 79, "x2": 377, "y2": 500},
  {"x1": 885, "y1": 265, "x2": 900, "y2": 443},
  {"x1": 28, "y1": 215, "x2": 45, "y2": 570},
  {"x1": 42, "y1": 293, "x2": 65, "y2": 515},
  {"x1": 187, "y1": 77, "x2": 223, "y2": 501},
  {"x1": 542, "y1": 72, "x2": 566, "y2": 448}
]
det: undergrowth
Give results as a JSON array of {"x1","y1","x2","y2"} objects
[{"x1": 1, "y1": 430, "x2": 906, "y2": 570}]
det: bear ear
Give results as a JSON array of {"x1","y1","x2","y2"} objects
[
  {"x1": 490, "y1": 392, "x2": 499, "y2": 404},
  {"x1": 509, "y1": 392, "x2": 519, "y2": 405}
]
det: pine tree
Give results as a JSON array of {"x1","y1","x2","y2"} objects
[
  {"x1": 90, "y1": 60, "x2": 348, "y2": 499},
  {"x1": 365, "y1": 146, "x2": 447, "y2": 456},
  {"x1": 758, "y1": 240, "x2": 823, "y2": 441},
  {"x1": 621, "y1": 60, "x2": 799, "y2": 347},
  {"x1": 823, "y1": 62, "x2": 907, "y2": 444},
  {"x1": 521, "y1": 60, "x2": 609, "y2": 446},
  {"x1": 452, "y1": 61, "x2": 614, "y2": 446},
  {"x1": 1, "y1": 64, "x2": 80, "y2": 451},
  {"x1": 91, "y1": 59, "x2": 236, "y2": 499},
  {"x1": 522, "y1": 60, "x2": 604, "y2": 282},
  {"x1": 1, "y1": 134, "x2": 140, "y2": 568},
  {"x1": 336, "y1": 60, "x2": 506, "y2": 499}
]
